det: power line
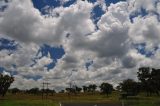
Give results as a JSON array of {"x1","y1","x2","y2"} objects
[{"x1": 42, "y1": 82, "x2": 50, "y2": 100}]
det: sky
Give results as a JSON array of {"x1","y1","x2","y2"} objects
[{"x1": 0, "y1": 0, "x2": 160, "y2": 91}]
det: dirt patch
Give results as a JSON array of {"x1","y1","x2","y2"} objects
[{"x1": 61, "y1": 103, "x2": 122, "y2": 106}]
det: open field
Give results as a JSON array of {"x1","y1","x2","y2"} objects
[
  {"x1": 0, "y1": 92, "x2": 160, "y2": 106},
  {"x1": 123, "y1": 97, "x2": 160, "y2": 106},
  {"x1": 0, "y1": 100, "x2": 58, "y2": 106}
]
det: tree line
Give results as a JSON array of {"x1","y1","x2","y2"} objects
[
  {"x1": 117, "y1": 67, "x2": 160, "y2": 97},
  {"x1": 65, "y1": 83, "x2": 113, "y2": 96},
  {"x1": 137, "y1": 67, "x2": 160, "y2": 96},
  {"x1": 6, "y1": 82, "x2": 113, "y2": 96},
  {"x1": 8, "y1": 87, "x2": 56, "y2": 96},
  {"x1": 1, "y1": 66, "x2": 160, "y2": 97}
]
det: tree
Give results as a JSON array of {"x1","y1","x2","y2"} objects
[
  {"x1": 26, "y1": 88, "x2": 40, "y2": 95},
  {"x1": 65, "y1": 87, "x2": 77, "y2": 95},
  {"x1": 119, "y1": 79, "x2": 140, "y2": 96},
  {"x1": 75, "y1": 86, "x2": 82, "y2": 93},
  {"x1": 45, "y1": 89, "x2": 56, "y2": 96},
  {"x1": 137, "y1": 67, "x2": 160, "y2": 96},
  {"x1": 151, "y1": 68, "x2": 160, "y2": 95},
  {"x1": 0, "y1": 73, "x2": 14, "y2": 97},
  {"x1": 83, "y1": 86, "x2": 88, "y2": 93},
  {"x1": 88, "y1": 84, "x2": 97, "y2": 94},
  {"x1": 59, "y1": 90, "x2": 65, "y2": 93},
  {"x1": 100, "y1": 82, "x2": 113, "y2": 96},
  {"x1": 50, "y1": 89, "x2": 56, "y2": 95},
  {"x1": 10, "y1": 88, "x2": 20, "y2": 94},
  {"x1": 137, "y1": 67, "x2": 151, "y2": 83},
  {"x1": 138, "y1": 67, "x2": 152, "y2": 96},
  {"x1": 116, "y1": 85, "x2": 121, "y2": 92}
]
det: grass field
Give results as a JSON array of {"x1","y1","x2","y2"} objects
[
  {"x1": 0, "y1": 100, "x2": 58, "y2": 106},
  {"x1": 123, "y1": 96, "x2": 160, "y2": 106},
  {"x1": 0, "y1": 92, "x2": 160, "y2": 106}
]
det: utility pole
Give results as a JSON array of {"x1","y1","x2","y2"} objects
[
  {"x1": 42, "y1": 82, "x2": 44, "y2": 100},
  {"x1": 42, "y1": 82, "x2": 50, "y2": 100},
  {"x1": 46, "y1": 82, "x2": 50, "y2": 99}
]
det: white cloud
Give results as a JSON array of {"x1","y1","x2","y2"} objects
[
  {"x1": 128, "y1": 0, "x2": 158, "y2": 12},
  {"x1": 129, "y1": 15, "x2": 160, "y2": 49},
  {"x1": 1, "y1": 0, "x2": 160, "y2": 90},
  {"x1": 0, "y1": 0, "x2": 95, "y2": 46}
]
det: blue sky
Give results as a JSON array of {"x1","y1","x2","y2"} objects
[{"x1": 0, "y1": 0, "x2": 160, "y2": 90}]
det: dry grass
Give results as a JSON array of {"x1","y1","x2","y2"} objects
[{"x1": 0, "y1": 91, "x2": 160, "y2": 106}]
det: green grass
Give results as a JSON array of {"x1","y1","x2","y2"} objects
[
  {"x1": 0, "y1": 100, "x2": 59, "y2": 106},
  {"x1": 124, "y1": 100, "x2": 160, "y2": 106},
  {"x1": 0, "y1": 92, "x2": 120, "y2": 106},
  {"x1": 0, "y1": 92, "x2": 160, "y2": 106},
  {"x1": 123, "y1": 96, "x2": 160, "y2": 106}
]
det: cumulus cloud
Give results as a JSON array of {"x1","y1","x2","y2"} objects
[
  {"x1": 128, "y1": 0, "x2": 158, "y2": 12},
  {"x1": 0, "y1": 0, "x2": 95, "y2": 46},
  {"x1": 0, "y1": 0, "x2": 160, "y2": 90},
  {"x1": 129, "y1": 15, "x2": 160, "y2": 49}
]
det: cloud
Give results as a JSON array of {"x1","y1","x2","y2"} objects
[
  {"x1": 0, "y1": 0, "x2": 95, "y2": 46},
  {"x1": 0, "y1": 0, "x2": 62, "y2": 45},
  {"x1": 0, "y1": 0, "x2": 160, "y2": 90},
  {"x1": 128, "y1": 0, "x2": 158, "y2": 12},
  {"x1": 129, "y1": 15, "x2": 160, "y2": 49},
  {"x1": 0, "y1": 43, "x2": 39, "y2": 70}
]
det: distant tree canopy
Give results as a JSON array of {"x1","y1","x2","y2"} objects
[
  {"x1": 10, "y1": 88, "x2": 20, "y2": 94},
  {"x1": 88, "y1": 84, "x2": 97, "y2": 93},
  {"x1": 0, "y1": 73, "x2": 14, "y2": 97},
  {"x1": 59, "y1": 90, "x2": 65, "y2": 93},
  {"x1": 25, "y1": 88, "x2": 56, "y2": 96},
  {"x1": 137, "y1": 67, "x2": 160, "y2": 96},
  {"x1": 82, "y1": 86, "x2": 88, "y2": 93},
  {"x1": 99, "y1": 82, "x2": 113, "y2": 96},
  {"x1": 75, "y1": 86, "x2": 82, "y2": 93},
  {"x1": 26, "y1": 88, "x2": 40, "y2": 95},
  {"x1": 65, "y1": 87, "x2": 76, "y2": 95},
  {"x1": 65, "y1": 85, "x2": 82, "y2": 95},
  {"x1": 82, "y1": 84, "x2": 97, "y2": 93},
  {"x1": 119, "y1": 79, "x2": 140, "y2": 96}
]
